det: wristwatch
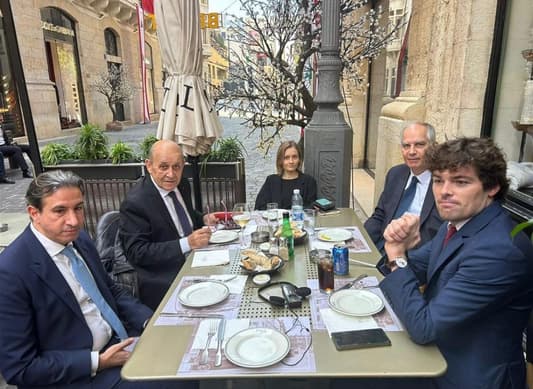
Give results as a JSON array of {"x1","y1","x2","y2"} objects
[{"x1": 389, "y1": 256, "x2": 408, "y2": 269}]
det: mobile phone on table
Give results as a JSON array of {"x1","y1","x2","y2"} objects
[{"x1": 331, "y1": 328, "x2": 391, "y2": 351}]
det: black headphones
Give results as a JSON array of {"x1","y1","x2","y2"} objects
[{"x1": 258, "y1": 282, "x2": 311, "y2": 308}]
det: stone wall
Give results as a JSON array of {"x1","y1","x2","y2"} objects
[
  {"x1": 374, "y1": 0, "x2": 498, "y2": 203},
  {"x1": 11, "y1": 0, "x2": 163, "y2": 140}
]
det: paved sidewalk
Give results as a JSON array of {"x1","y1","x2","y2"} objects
[{"x1": 1, "y1": 117, "x2": 304, "y2": 214}]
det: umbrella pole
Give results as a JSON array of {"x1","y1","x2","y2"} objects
[{"x1": 189, "y1": 156, "x2": 203, "y2": 213}]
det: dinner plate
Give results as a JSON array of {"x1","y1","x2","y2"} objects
[
  {"x1": 210, "y1": 230, "x2": 239, "y2": 244},
  {"x1": 328, "y1": 289, "x2": 384, "y2": 317},
  {"x1": 317, "y1": 228, "x2": 353, "y2": 242},
  {"x1": 224, "y1": 327, "x2": 291, "y2": 368},
  {"x1": 177, "y1": 281, "x2": 230, "y2": 308}
]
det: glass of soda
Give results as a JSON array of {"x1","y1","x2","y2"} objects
[{"x1": 316, "y1": 254, "x2": 334, "y2": 294}]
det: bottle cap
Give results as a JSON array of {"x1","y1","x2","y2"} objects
[{"x1": 293, "y1": 189, "x2": 300, "y2": 194}]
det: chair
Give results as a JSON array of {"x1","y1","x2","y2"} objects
[{"x1": 95, "y1": 211, "x2": 139, "y2": 297}]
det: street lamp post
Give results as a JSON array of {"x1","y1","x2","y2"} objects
[{"x1": 304, "y1": 0, "x2": 352, "y2": 207}]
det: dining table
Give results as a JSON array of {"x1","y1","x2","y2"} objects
[{"x1": 121, "y1": 208, "x2": 447, "y2": 382}]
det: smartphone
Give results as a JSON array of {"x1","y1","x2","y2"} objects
[
  {"x1": 313, "y1": 198, "x2": 335, "y2": 212},
  {"x1": 331, "y1": 328, "x2": 391, "y2": 351}
]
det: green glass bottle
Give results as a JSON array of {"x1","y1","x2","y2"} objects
[{"x1": 281, "y1": 211, "x2": 295, "y2": 261}]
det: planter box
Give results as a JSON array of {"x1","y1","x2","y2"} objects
[
  {"x1": 44, "y1": 161, "x2": 145, "y2": 180},
  {"x1": 42, "y1": 160, "x2": 246, "y2": 238}
]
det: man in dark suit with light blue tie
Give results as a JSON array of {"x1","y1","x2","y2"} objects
[
  {"x1": 379, "y1": 138, "x2": 533, "y2": 388},
  {"x1": 120, "y1": 140, "x2": 216, "y2": 310},
  {"x1": 0, "y1": 170, "x2": 196, "y2": 389},
  {"x1": 364, "y1": 122, "x2": 443, "y2": 252}
]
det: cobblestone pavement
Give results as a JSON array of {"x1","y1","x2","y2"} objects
[{"x1": 0, "y1": 116, "x2": 300, "y2": 214}]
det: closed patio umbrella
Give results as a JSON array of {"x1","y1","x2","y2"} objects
[{"x1": 154, "y1": 0, "x2": 223, "y2": 209}]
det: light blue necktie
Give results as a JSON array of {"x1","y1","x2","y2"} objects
[
  {"x1": 393, "y1": 176, "x2": 419, "y2": 219},
  {"x1": 62, "y1": 246, "x2": 128, "y2": 340}
]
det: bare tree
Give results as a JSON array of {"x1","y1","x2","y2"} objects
[
  {"x1": 92, "y1": 64, "x2": 134, "y2": 123},
  {"x1": 218, "y1": 0, "x2": 401, "y2": 153}
]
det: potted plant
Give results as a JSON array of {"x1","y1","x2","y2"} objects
[
  {"x1": 74, "y1": 123, "x2": 109, "y2": 160},
  {"x1": 195, "y1": 136, "x2": 247, "y2": 178},
  {"x1": 42, "y1": 123, "x2": 144, "y2": 180},
  {"x1": 182, "y1": 136, "x2": 247, "y2": 208},
  {"x1": 41, "y1": 143, "x2": 77, "y2": 166},
  {"x1": 109, "y1": 141, "x2": 136, "y2": 164},
  {"x1": 139, "y1": 134, "x2": 158, "y2": 160},
  {"x1": 91, "y1": 65, "x2": 133, "y2": 131}
]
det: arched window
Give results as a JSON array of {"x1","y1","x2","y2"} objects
[
  {"x1": 41, "y1": 7, "x2": 85, "y2": 129},
  {"x1": 104, "y1": 28, "x2": 119, "y2": 56},
  {"x1": 103, "y1": 28, "x2": 125, "y2": 121}
]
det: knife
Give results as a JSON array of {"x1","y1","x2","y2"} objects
[
  {"x1": 337, "y1": 273, "x2": 368, "y2": 291},
  {"x1": 215, "y1": 318, "x2": 226, "y2": 367}
]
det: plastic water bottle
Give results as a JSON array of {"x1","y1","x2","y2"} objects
[{"x1": 291, "y1": 189, "x2": 304, "y2": 229}]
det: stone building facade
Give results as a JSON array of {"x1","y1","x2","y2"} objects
[
  {"x1": 347, "y1": 0, "x2": 533, "y2": 203},
  {"x1": 2, "y1": 0, "x2": 162, "y2": 140}
]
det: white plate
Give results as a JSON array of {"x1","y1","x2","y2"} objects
[
  {"x1": 224, "y1": 327, "x2": 291, "y2": 368},
  {"x1": 209, "y1": 230, "x2": 239, "y2": 244},
  {"x1": 317, "y1": 228, "x2": 353, "y2": 242},
  {"x1": 328, "y1": 289, "x2": 384, "y2": 317},
  {"x1": 177, "y1": 281, "x2": 230, "y2": 308}
]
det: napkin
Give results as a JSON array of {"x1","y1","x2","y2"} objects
[
  {"x1": 191, "y1": 249, "x2": 230, "y2": 267},
  {"x1": 209, "y1": 275, "x2": 247, "y2": 294},
  {"x1": 192, "y1": 318, "x2": 250, "y2": 349},
  {"x1": 320, "y1": 308, "x2": 378, "y2": 336}
]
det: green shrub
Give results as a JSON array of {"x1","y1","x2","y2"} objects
[
  {"x1": 41, "y1": 143, "x2": 76, "y2": 166},
  {"x1": 110, "y1": 141, "x2": 135, "y2": 164},
  {"x1": 74, "y1": 123, "x2": 109, "y2": 160},
  {"x1": 139, "y1": 134, "x2": 158, "y2": 160},
  {"x1": 205, "y1": 137, "x2": 247, "y2": 162}
]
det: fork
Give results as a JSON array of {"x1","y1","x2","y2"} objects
[{"x1": 200, "y1": 320, "x2": 217, "y2": 365}]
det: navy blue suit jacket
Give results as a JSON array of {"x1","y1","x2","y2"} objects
[
  {"x1": 364, "y1": 164, "x2": 443, "y2": 248},
  {"x1": 380, "y1": 202, "x2": 533, "y2": 388},
  {"x1": 119, "y1": 175, "x2": 204, "y2": 310},
  {"x1": 0, "y1": 227, "x2": 152, "y2": 388}
]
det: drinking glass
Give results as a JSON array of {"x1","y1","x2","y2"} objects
[
  {"x1": 303, "y1": 208, "x2": 316, "y2": 236},
  {"x1": 232, "y1": 203, "x2": 251, "y2": 248},
  {"x1": 205, "y1": 204, "x2": 217, "y2": 232},
  {"x1": 316, "y1": 254, "x2": 334, "y2": 294},
  {"x1": 266, "y1": 202, "x2": 278, "y2": 235}
]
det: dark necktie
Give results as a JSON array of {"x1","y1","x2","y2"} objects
[
  {"x1": 62, "y1": 246, "x2": 128, "y2": 340},
  {"x1": 443, "y1": 225, "x2": 457, "y2": 246},
  {"x1": 393, "y1": 176, "x2": 419, "y2": 219},
  {"x1": 168, "y1": 191, "x2": 193, "y2": 236}
]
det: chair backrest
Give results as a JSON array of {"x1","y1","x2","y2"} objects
[{"x1": 95, "y1": 211, "x2": 139, "y2": 297}]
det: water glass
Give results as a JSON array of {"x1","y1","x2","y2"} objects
[
  {"x1": 303, "y1": 208, "x2": 316, "y2": 236},
  {"x1": 266, "y1": 202, "x2": 279, "y2": 233}
]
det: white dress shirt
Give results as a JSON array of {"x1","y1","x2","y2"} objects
[
  {"x1": 150, "y1": 175, "x2": 193, "y2": 253},
  {"x1": 30, "y1": 224, "x2": 111, "y2": 374}
]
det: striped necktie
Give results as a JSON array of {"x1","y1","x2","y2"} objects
[
  {"x1": 168, "y1": 191, "x2": 193, "y2": 236},
  {"x1": 62, "y1": 246, "x2": 128, "y2": 340}
]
